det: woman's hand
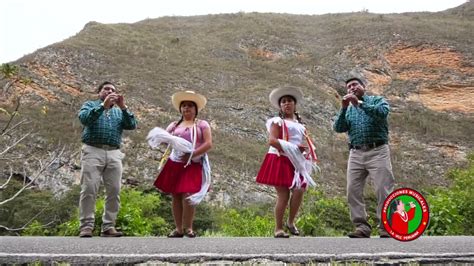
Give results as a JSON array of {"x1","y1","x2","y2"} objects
[
  {"x1": 179, "y1": 153, "x2": 191, "y2": 162},
  {"x1": 298, "y1": 144, "x2": 308, "y2": 153}
]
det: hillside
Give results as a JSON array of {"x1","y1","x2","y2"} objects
[{"x1": 1, "y1": 4, "x2": 473, "y2": 205}]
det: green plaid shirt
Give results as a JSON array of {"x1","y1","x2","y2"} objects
[
  {"x1": 79, "y1": 99, "x2": 137, "y2": 147},
  {"x1": 333, "y1": 95, "x2": 390, "y2": 145}
]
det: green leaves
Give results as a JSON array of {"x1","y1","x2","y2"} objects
[
  {"x1": 0, "y1": 63, "x2": 19, "y2": 78},
  {"x1": 426, "y1": 154, "x2": 474, "y2": 235}
]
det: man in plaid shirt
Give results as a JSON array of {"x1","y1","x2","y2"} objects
[
  {"x1": 333, "y1": 77, "x2": 394, "y2": 238},
  {"x1": 78, "y1": 81, "x2": 137, "y2": 237}
]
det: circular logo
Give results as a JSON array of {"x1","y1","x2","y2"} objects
[{"x1": 382, "y1": 188, "x2": 430, "y2": 241}]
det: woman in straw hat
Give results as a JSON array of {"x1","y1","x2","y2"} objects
[
  {"x1": 256, "y1": 86, "x2": 319, "y2": 238},
  {"x1": 152, "y1": 90, "x2": 212, "y2": 238}
]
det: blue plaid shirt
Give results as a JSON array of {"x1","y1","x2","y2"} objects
[
  {"x1": 79, "y1": 99, "x2": 137, "y2": 147},
  {"x1": 333, "y1": 95, "x2": 390, "y2": 145}
]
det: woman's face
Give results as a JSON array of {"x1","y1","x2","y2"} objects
[
  {"x1": 180, "y1": 101, "x2": 197, "y2": 119},
  {"x1": 279, "y1": 96, "x2": 296, "y2": 115}
]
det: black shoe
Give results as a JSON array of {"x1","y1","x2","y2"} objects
[
  {"x1": 285, "y1": 223, "x2": 300, "y2": 236},
  {"x1": 379, "y1": 231, "x2": 391, "y2": 238},
  {"x1": 167, "y1": 230, "x2": 184, "y2": 238},
  {"x1": 347, "y1": 230, "x2": 370, "y2": 238},
  {"x1": 274, "y1": 231, "x2": 290, "y2": 238},
  {"x1": 185, "y1": 229, "x2": 197, "y2": 238}
]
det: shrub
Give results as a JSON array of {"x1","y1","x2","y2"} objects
[
  {"x1": 426, "y1": 154, "x2": 474, "y2": 235},
  {"x1": 57, "y1": 188, "x2": 170, "y2": 236},
  {"x1": 215, "y1": 206, "x2": 274, "y2": 237},
  {"x1": 299, "y1": 188, "x2": 353, "y2": 236}
]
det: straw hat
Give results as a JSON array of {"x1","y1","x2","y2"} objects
[
  {"x1": 269, "y1": 86, "x2": 303, "y2": 109},
  {"x1": 171, "y1": 90, "x2": 207, "y2": 112}
]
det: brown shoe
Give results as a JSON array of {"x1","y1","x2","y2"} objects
[
  {"x1": 79, "y1": 228, "x2": 93, "y2": 238},
  {"x1": 100, "y1": 228, "x2": 123, "y2": 237},
  {"x1": 347, "y1": 230, "x2": 370, "y2": 238}
]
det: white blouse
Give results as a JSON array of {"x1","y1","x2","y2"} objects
[{"x1": 266, "y1": 117, "x2": 305, "y2": 155}]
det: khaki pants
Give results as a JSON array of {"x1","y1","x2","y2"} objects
[
  {"x1": 79, "y1": 144, "x2": 124, "y2": 231},
  {"x1": 347, "y1": 144, "x2": 394, "y2": 235}
]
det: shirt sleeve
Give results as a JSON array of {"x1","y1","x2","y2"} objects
[
  {"x1": 359, "y1": 96, "x2": 390, "y2": 120},
  {"x1": 121, "y1": 109, "x2": 137, "y2": 130},
  {"x1": 333, "y1": 108, "x2": 349, "y2": 133},
  {"x1": 265, "y1": 117, "x2": 283, "y2": 133},
  {"x1": 198, "y1": 120, "x2": 210, "y2": 131},
  {"x1": 166, "y1": 122, "x2": 177, "y2": 133},
  {"x1": 78, "y1": 101, "x2": 104, "y2": 126}
]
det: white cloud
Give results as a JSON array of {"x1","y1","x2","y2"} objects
[{"x1": 0, "y1": 0, "x2": 466, "y2": 63}]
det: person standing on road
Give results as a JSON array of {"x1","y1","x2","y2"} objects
[
  {"x1": 333, "y1": 77, "x2": 394, "y2": 238},
  {"x1": 256, "y1": 86, "x2": 318, "y2": 238},
  {"x1": 78, "y1": 81, "x2": 137, "y2": 237}
]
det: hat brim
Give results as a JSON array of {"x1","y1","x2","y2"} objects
[
  {"x1": 171, "y1": 91, "x2": 207, "y2": 112},
  {"x1": 269, "y1": 87, "x2": 303, "y2": 109}
]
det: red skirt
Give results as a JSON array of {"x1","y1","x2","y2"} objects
[
  {"x1": 154, "y1": 159, "x2": 202, "y2": 194},
  {"x1": 256, "y1": 153, "x2": 304, "y2": 188}
]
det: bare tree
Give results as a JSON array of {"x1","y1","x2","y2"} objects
[
  {"x1": 0, "y1": 64, "x2": 69, "y2": 233},
  {"x1": 0, "y1": 100, "x2": 68, "y2": 232}
]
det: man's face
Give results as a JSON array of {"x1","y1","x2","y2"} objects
[
  {"x1": 99, "y1": 84, "x2": 116, "y2": 101},
  {"x1": 346, "y1": 80, "x2": 365, "y2": 98}
]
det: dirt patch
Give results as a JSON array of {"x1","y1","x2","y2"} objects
[
  {"x1": 385, "y1": 45, "x2": 474, "y2": 113},
  {"x1": 363, "y1": 69, "x2": 391, "y2": 95},
  {"x1": 430, "y1": 142, "x2": 468, "y2": 162},
  {"x1": 15, "y1": 81, "x2": 59, "y2": 102},
  {"x1": 1, "y1": 62, "x2": 84, "y2": 104},
  {"x1": 385, "y1": 45, "x2": 469, "y2": 71},
  {"x1": 407, "y1": 85, "x2": 474, "y2": 113}
]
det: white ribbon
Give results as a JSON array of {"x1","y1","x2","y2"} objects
[
  {"x1": 277, "y1": 139, "x2": 319, "y2": 189},
  {"x1": 147, "y1": 127, "x2": 211, "y2": 205}
]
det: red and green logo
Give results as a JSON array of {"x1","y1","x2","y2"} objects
[{"x1": 382, "y1": 188, "x2": 430, "y2": 241}]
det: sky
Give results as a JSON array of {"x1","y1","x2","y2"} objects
[{"x1": 0, "y1": 0, "x2": 467, "y2": 64}]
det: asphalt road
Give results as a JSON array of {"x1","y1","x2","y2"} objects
[{"x1": 0, "y1": 236, "x2": 473, "y2": 264}]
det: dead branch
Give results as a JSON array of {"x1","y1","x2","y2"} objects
[
  {"x1": 1, "y1": 119, "x2": 29, "y2": 136},
  {"x1": 1, "y1": 97, "x2": 21, "y2": 134},
  {"x1": 0, "y1": 208, "x2": 56, "y2": 232},
  {"x1": 0, "y1": 147, "x2": 65, "y2": 206},
  {"x1": 0, "y1": 166, "x2": 13, "y2": 190},
  {"x1": 0, "y1": 131, "x2": 32, "y2": 157}
]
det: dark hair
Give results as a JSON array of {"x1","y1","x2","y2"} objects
[
  {"x1": 278, "y1": 111, "x2": 304, "y2": 124},
  {"x1": 387, "y1": 199, "x2": 401, "y2": 227},
  {"x1": 278, "y1": 95, "x2": 303, "y2": 124},
  {"x1": 179, "y1": 101, "x2": 199, "y2": 117},
  {"x1": 278, "y1": 95, "x2": 297, "y2": 105},
  {"x1": 345, "y1": 77, "x2": 366, "y2": 87},
  {"x1": 97, "y1": 81, "x2": 116, "y2": 93},
  {"x1": 172, "y1": 102, "x2": 198, "y2": 133}
]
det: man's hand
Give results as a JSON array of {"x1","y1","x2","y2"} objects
[
  {"x1": 116, "y1": 95, "x2": 127, "y2": 110},
  {"x1": 342, "y1": 94, "x2": 358, "y2": 108},
  {"x1": 409, "y1": 202, "x2": 416, "y2": 208},
  {"x1": 103, "y1": 93, "x2": 119, "y2": 109}
]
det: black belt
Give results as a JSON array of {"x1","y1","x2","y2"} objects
[
  {"x1": 349, "y1": 141, "x2": 386, "y2": 151},
  {"x1": 86, "y1": 143, "x2": 120, "y2": 150}
]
